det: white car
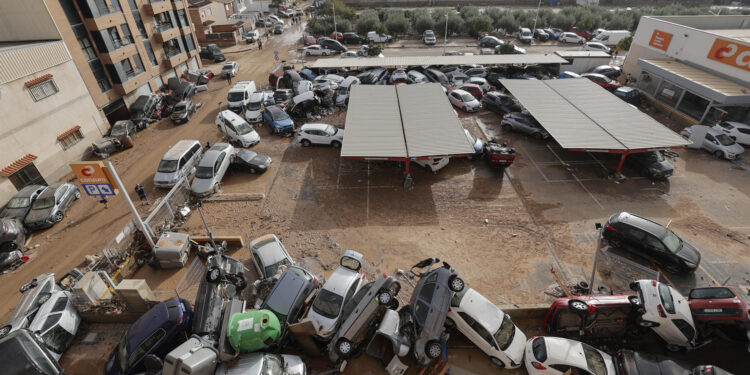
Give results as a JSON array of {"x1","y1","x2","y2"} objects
[
  {"x1": 448, "y1": 89, "x2": 481, "y2": 112},
  {"x1": 466, "y1": 77, "x2": 491, "y2": 92},
  {"x1": 249, "y1": 234, "x2": 295, "y2": 279},
  {"x1": 268, "y1": 15, "x2": 283, "y2": 24},
  {"x1": 713, "y1": 120, "x2": 750, "y2": 146},
  {"x1": 244, "y1": 92, "x2": 268, "y2": 123},
  {"x1": 335, "y1": 76, "x2": 360, "y2": 105},
  {"x1": 191, "y1": 143, "x2": 234, "y2": 197},
  {"x1": 424, "y1": 30, "x2": 437, "y2": 45},
  {"x1": 296, "y1": 123, "x2": 344, "y2": 148},
  {"x1": 525, "y1": 336, "x2": 616, "y2": 375},
  {"x1": 630, "y1": 279, "x2": 698, "y2": 351},
  {"x1": 681, "y1": 125, "x2": 745, "y2": 160},
  {"x1": 308, "y1": 250, "x2": 365, "y2": 339},
  {"x1": 304, "y1": 45, "x2": 333, "y2": 56},
  {"x1": 216, "y1": 110, "x2": 260, "y2": 148},
  {"x1": 221, "y1": 61, "x2": 239, "y2": 77},
  {"x1": 341, "y1": 51, "x2": 359, "y2": 58},
  {"x1": 407, "y1": 70, "x2": 429, "y2": 83},
  {"x1": 313, "y1": 74, "x2": 345, "y2": 91},
  {"x1": 415, "y1": 157, "x2": 449, "y2": 173},
  {"x1": 559, "y1": 32, "x2": 585, "y2": 44},
  {"x1": 584, "y1": 42, "x2": 611, "y2": 53},
  {"x1": 447, "y1": 288, "x2": 526, "y2": 368}
]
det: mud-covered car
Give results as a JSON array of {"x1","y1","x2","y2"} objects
[
  {"x1": 259, "y1": 265, "x2": 320, "y2": 348},
  {"x1": 0, "y1": 218, "x2": 26, "y2": 252},
  {"x1": 328, "y1": 274, "x2": 401, "y2": 362},
  {"x1": 195, "y1": 249, "x2": 248, "y2": 339},
  {"x1": 1, "y1": 185, "x2": 46, "y2": 221},
  {"x1": 400, "y1": 258, "x2": 464, "y2": 366},
  {"x1": 24, "y1": 183, "x2": 80, "y2": 231}
]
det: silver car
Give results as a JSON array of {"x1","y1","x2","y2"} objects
[
  {"x1": 0, "y1": 185, "x2": 46, "y2": 221},
  {"x1": 681, "y1": 126, "x2": 745, "y2": 160},
  {"x1": 501, "y1": 112, "x2": 550, "y2": 140},
  {"x1": 23, "y1": 183, "x2": 80, "y2": 230},
  {"x1": 249, "y1": 234, "x2": 295, "y2": 279},
  {"x1": 191, "y1": 143, "x2": 235, "y2": 197},
  {"x1": 1, "y1": 273, "x2": 60, "y2": 335},
  {"x1": 27, "y1": 290, "x2": 80, "y2": 360},
  {"x1": 214, "y1": 352, "x2": 306, "y2": 375}
]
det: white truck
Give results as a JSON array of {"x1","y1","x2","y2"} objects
[
  {"x1": 226, "y1": 81, "x2": 256, "y2": 113},
  {"x1": 367, "y1": 31, "x2": 392, "y2": 43},
  {"x1": 592, "y1": 30, "x2": 631, "y2": 46}
]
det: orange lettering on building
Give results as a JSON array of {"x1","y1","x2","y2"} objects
[
  {"x1": 707, "y1": 38, "x2": 750, "y2": 72},
  {"x1": 648, "y1": 30, "x2": 673, "y2": 51}
]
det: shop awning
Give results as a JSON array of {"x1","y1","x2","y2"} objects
[
  {"x1": 638, "y1": 59, "x2": 750, "y2": 105},
  {"x1": 311, "y1": 53, "x2": 567, "y2": 69}
]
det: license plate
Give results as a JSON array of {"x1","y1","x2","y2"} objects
[{"x1": 704, "y1": 308, "x2": 723, "y2": 313}]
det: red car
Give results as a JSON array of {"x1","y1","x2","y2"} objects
[
  {"x1": 330, "y1": 32, "x2": 343, "y2": 41},
  {"x1": 459, "y1": 83, "x2": 483, "y2": 100},
  {"x1": 688, "y1": 286, "x2": 749, "y2": 322},
  {"x1": 304, "y1": 35, "x2": 317, "y2": 46},
  {"x1": 483, "y1": 141, "x2": 515, "y2": 167},
  {"x1": 582, "y1": 73, "x2": 621, "y2": 91},
  {"x1": 570, "y1": 27, "x2": 593, "y2": 40},
  {"x1": 544, "y1": 294, "x2": 640, "y2": 339}
]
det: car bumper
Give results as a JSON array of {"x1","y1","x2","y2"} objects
[
  {"x1": 154, "y1": 180, "x2": 178, "y2": 188},
  {"x1": 25, "y1": 220, "x2": 54, "y2": 230},
  {"x1": 242, "y1": 139, "x2": 260, "y2": 148},
  {"x1": 171, "y1": 116, "x2": 188, "y2": 124}
]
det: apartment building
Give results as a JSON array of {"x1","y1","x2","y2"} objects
[{"x1": 0, "y1": 0, "x2": 202, "y2": 125}]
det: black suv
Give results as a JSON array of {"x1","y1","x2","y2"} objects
[
  {"x1": 320, "y1": 38, "x2": 347, "y2": 53},
  {"x1": 614, "y1": 86, "x2": 641, "y2": 105},
  {"x1": 481, "y1": 91, "x2": 522, "y2": 114},
  {"x1": 479, "y1": 36, "x2": 503, "y2": 48},
  {"x1": 260, "y1": 266, "x2": 320, "y2": 347},
  {"x1": 603, "y1": 212, "x2": 701, "y2": 274},
  {"x1": 626, "y1": 151, "x2": 674, "y2": 179},
  {"x1": 400, "y1": 258, "x2": 464, "y2": 366},
  {"x1": 199, "y1": 44, "x2": 225, "y2": 62},
  {"x1": 343, "y1": 32, "x2": 365, "y2": 45}
]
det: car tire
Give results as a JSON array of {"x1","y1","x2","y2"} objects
[
  {"x1": 301, "y1": 139, "x2": 311, "y2": 147},
  {"x1": 75, "y1": 190, "x2": 81, "y2": 199},
  {"x1": 38, "y1": 292, "x2": 52, "y2": 305},
  {"x1": 502, "y1": 124, "x2": 512, "y2": 133},
  {"x1": 568, "y1": 299, "x2": 589, "y2": 313},
  {"x1": 426, "y1": 340, "x2": 442, "y2": 359},
  {"x1": 444, "y1": 318, "x2": 456, "y2": 330},
  {"x1": 377, "y1": 291, "x2": 393, "y2": 305},
  {"x1": 628, "y1": 295, "x2": 642, "y2": 308},
  {"x1": 0, "y1": 325, "x2": 10, "y2": 338},
  {"x1": 448, "y1": 275, "x2": 464, "y2": 292},
  {"x1": 714, "y1": 150, "x2": 724, "y2": 159},
  {"x1": 336, "y1": 338, "x2": 354, "y2": 358},
  {"x1": 638, "y1": 319, "x2": 659, "y2": 328},
  {"x1": 206, "y1": 266, "x2": 222, "y2": 283},
  {"x1": 20, "y1": 280, "x2": 37, "y2": 293},
  {"x1": 54, "y1": 211, "x2": 64, "y2": 223},
  {"x1": 249, "y1": 168, "x2": 256, "y2": 174},
  {"x1": 491, "y1": 357, "x2": 506, "y2": 368},
  {"x1": 331, "y1": 141, "x2": 341, "y2": 149}
]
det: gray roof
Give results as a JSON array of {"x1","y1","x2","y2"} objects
[
  {"x1": 638, "y1": 59, "x2": 750, "y2": 104},
  {"x1": 341, "y1": 85, "x2": 406, "y2": 158},
  {"x1": 500, "y1": 78, "x2": 690, "y2": 151},
  {"x1": 341, "y1": 84, "x2": 475, "y2": 158},
  {"x1": 311, "y1": 53, "x2": 567, "y2": 69},
  {"x1": 555, "y1": 50, "x2": 611, "y2": 58}
]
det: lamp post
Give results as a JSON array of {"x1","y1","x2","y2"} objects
[
  {"x1": 532, "y1": 0, "x2": 542, "y2": 36},
  {"x1": 443, "y1": 14, "x2": 448, "y2": 54},
  {"x1": 332, "y1": 0, "x2": 337, "y2": 35}
]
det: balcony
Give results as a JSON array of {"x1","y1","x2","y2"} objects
[
  {"x1": 143, "y1": 0, "x2": 171, "y2": 15},
  {"x1": 83, "y1": 11, "x2": 126, "y2": 31},
  {"x1": 152, "y1": 23, "x2": 180, "y2": 43},
  {"x1": 162, "y1": 49, "x2": 187, "y2": 68},
  {"x1": 113, "y1": 68, "x2": 149, "y2": 95},
  {"x1": 98, "y1": 42, "x2": 137, "y2": 64},
  {"x1": 172, "y1": 0, "x2": 185, "y2": 10}
]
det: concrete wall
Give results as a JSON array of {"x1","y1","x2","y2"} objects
[
  {"x1": 0, "y1": 0, "x2": 61, "y2": 41},
  {"x1": 623, "y1": 16, "x2": 750, "y2": 87},
  {"x1": 0, "y1": 57, "x2": 108, "y2": 203}
]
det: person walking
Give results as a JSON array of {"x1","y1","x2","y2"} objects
[
  {"x1": 99, "y1": 195, "x2": 108, "y2": 209},
  {"x1": 226, "y1": 72, "x2": 232, "y2": 85},
  {"x1": 258, "y1": 39, "x2": 263, "y2": 50},
  {"x1": 135, "y1": 184, "x2": 149, "y2": 205},
  {"x1": 625, "y1": 73, "x2": 632, "y2": 86}
]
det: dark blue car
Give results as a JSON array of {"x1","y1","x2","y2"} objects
[
  {"x1": 105, "y1": 298, "x2": 192, "y2": 375},
  {"x1": 262, "y1": 105, "x2": 295, "y2": 134}
]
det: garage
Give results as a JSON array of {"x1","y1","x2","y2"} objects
[{"x1": 499, "y1": 78, "x2": 691, "y2": 174}]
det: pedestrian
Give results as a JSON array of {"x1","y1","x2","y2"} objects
[
  {"x1": 135, "y1": 184, "x2": 149, "y2": 205},
  {"x1": 226, "y1": 72, "x2": 232, "y2": 85},
  {"x1": 258, "y1": 39, "x2": 263, "y2": 50},
  {"x1": 206, "y1": 140, "x2": 211, "y2": 149},
  {"x1": 625, "y1": 73, "x2": 632, "y2": 85},
  {"x1": 614, "y1": 47, "x2": 620, "y2": 58},
  {"x1": 99, "y1": 195, "x2": 108, "y2": 209}
]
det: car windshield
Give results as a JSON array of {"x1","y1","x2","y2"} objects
[
  {"x1": 337, "y1": 86, "x2": 349, "y2": 95},
  {"x1": 661, "y1": 229, "x2": 682, "y2": 253},
  {"x1": 227, "y1": 92, "x2": 244, "y2": 102},
  {"x1": 6, "y1": 197, "x2": 30, "y2": 209},
  {"x1": 247, "y1": 100, "x2": 262, "y2": 110},
  {"x1": 263, "y1": 271, "x2": 305, "y2": 321},
  {"x1": 582, "y1": 343, "x2": 607, "y2": 375},
  {"x1": 271, "y1": 110, "x2": 290, "y2": 121},
  {"x1": 689, "y1": 287, "x2": 735, "y2": 299},
  {"x1": 195, "y1": 166, "x2": 214, "y2": 179},
  {"x1": 716, "y1": 134, "x2": 736, "y2": 146},
  {"x1": 264, "y1": 258, "x2": 291, "y2": 278},
  {"x1": 117, "y1": 334, "x2": 128, "y2": 372},
  {"x1": 157, "y1": 159, "x2": 178, "y2": 173},
  {"x1": 312, "y1": 289, "x2": 344, "y2": 319},
  {"x1": 658, "y1": 283, "x2": 676, "y2": 313},
  {"x1": 325, "y1": 125, "x2": 338, "y2": 136},
  {"x1": 222, "y1": 64, "x2": 233, "y2": 71},
  {"x1": 461, "y1": 93, "x2": 475, "y2": 102},
  {"x1": 652, "y1": 151, "x2": 665, "y2": 162},
  {"x1": 31, "y1": 197, "x2": 55, "y2": 210},
  {"x1": 261, "y1": 354, "x2": 283, "y2": 375},
  {"x1": 236, "y1": 122, "x2": 254, "y2": 135},
  {"x1": 174, "y1": 104, "x2": 187, "y2": 112},
  {"x1": 40, "y1": 323, "x2": 74, "y2": 354},
  {"x1": 493, "y1": 314, "x2": 516, "y2": 350},
  {"x1": 110, "y1": 124, "x2": 128, "y2": 137}
]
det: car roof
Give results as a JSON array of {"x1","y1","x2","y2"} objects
[
  {"x1": 612, "y1": 212, "x2": 666, "y2": 237},
  {"x1": 583, "y1": 73, "x2": 608, "y2": 79},
  {"x1": 460, "y1": 83, "x2": 480, "y2": 89},
  {"x1": 36, "y1": 183, "x2": 66, "y2": 199},
  {"x1": 220, "y1": 110, "x2": 247, "y2": 126},
  {"x1": 457, "y1": 288, "x2": 505, "y2": 333},
  {"x1": 706, "y1": 127, "x2": 726, "y2": 136},
  {"x1": 13, "y1": 184, "x2": 46, "y2": 198},
  {"x1": 250, "y1": 234, "x2": 288, "y2": 264},
  {"x1": 542, "y1": 337, "x2": 591, "y2": 369},
  {"x1": 301, "y1": 123, "x2": 330, "y2": 131},
  {"x1": 199, "y1": 144, "x2": 230, "y2": 166},
  {"x1": 125, "y1": 299, "x2": 172, "y2": 350},
  {"x1": 266, "y1": 105, "x2": 284, "y2": 114},
  {"x1": 163, "y1": 140, "x2": 200, "y2": 160},
  {"x1": 322, "y1": 266, "x2": 360, "y2": 295},
  {"x1": 249, "y1": 92, "x2": 265, "y2": 101},
  {"x1": 452, "y1": 89, "x2": 470, "y2": 95}
]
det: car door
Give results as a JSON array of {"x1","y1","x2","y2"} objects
[
  {"x1": 224, "y1": 120, "x2": 239, "y2": 142},
  {"x1": 216, "y1": 152, "x2": 229, "y2": 181},
  {"x1": 643, "y1": 234, "x2": 672, "y2": 267},
  {"x1": 621, "y1": 226, "x2": 649, "y2": 258},
  {"x1": 516, "y1": 117, "x2": 534, "y2": 134},
  {"x1": 703, "y1": 133, "x2": 719, "y2": 152},
  {"x1": 456, "y1": 312, "x2": 497, "y2": 355},
  {"x1": 450, "y1": 92, "x2": 461, "y2": 106}
]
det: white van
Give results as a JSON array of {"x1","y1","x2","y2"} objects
[
  {"x1": 593, "y1": 30, "x2": 631, "y2": 46},
  {"x1": 154, "y1": 140, "x2": 203, "y2": 188},
  {"x1": 227, "y1": 81, "x2": 256, "y2": 112},
  {"x1": 216, "y1": 110, "x2": 260, "y2": 148},
  {"x1": 335, "y1": 76, "x2": 360, "y2": 105}
]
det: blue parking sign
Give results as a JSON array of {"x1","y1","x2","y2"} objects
[{"x1": 82, "y1": 183, "x2": 115, "y2": 196}]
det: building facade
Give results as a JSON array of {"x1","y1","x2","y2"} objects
[
  {"x1": 623, "y1": 16, "x2": 750, "y2": 125},
  {"x1": 0, "y1": 0, "x2": 202, "y2": 126},
  {"x1": 0, "y1": 41, "x2": 108, "y2": 203},
  {"x1": 188, "y1": 0, "x2": 248, "y2": 47}
]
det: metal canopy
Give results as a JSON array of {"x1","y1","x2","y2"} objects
[
  {"x1": 310, "y1": 53, "x2": 567, "y2": 69},
  {"x1": 500, "y1": 78, "x2": 690, "y2": 151},
  {"x1": 638, "y1": 59, "x2": 750, "y2": 105},
  {"x1": 341, "y1": 83, "x2": 475, "y2": 159}
]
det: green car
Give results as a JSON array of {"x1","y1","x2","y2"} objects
[{"x1": 226, "y1": 310, "x2": 281, "y2": 352}]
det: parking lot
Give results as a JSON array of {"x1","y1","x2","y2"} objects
[{"x1": 4, "y1": 16, "x2": 750, "y2": 375}]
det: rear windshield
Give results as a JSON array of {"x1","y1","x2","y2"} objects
[
  {"x1": 195, "y1": 166, "x2": 214, "y2": 179},
  {"x1": 582, "y1": 343, "x2": 607, "y2": 375},
  {"x1": 494, "y1": 314, "x2": 516, "y2": 351},
  {"x1": 271, "y1": 110, "x2": 290, "y2": 121},
  {"x1": 658, "y1": 283, "x2": 676, "y2": 314},
  {"x1": 6, "y1": 197, "x2": 30, "y2": 209},
  {"x1": 531, "y1": 337, "x2": 547, "y2": 361},
  {"x1": 157, "y1": 159, "x2": 178, "y2": 173},
  {"x1": 264, "y1": 272, "x2": 305, "y2": 316},
  {"x1": 312, "y1": 289, "x2": 344, "y2": 319},
  {"x1": 461, "y1": 93, "x2": 475, "y2": 102},
  {"x1": 31, "y1": 197, "x2": 55, "y2": 210},
  {"x1": 689, "y1": 287, "x2": 735, "y2": 299}
]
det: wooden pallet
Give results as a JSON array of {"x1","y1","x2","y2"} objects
[{"x1": 418, "y1": 358, "x2": 450, "y2": 375}]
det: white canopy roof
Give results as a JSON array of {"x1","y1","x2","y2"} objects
[
  {"x1": 311, "y1": 53, "x2": 567, "y2": 69},
  {"x1": 341, "y1": 85, "x2": 406, "y2": 158}
]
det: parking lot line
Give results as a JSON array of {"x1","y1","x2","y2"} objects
[
  {"x1": 546, "y1": 145, "x2": 605, "y2": 210},
  {"x1": 698, "y1": 263, "x2": 720, "y2": 285},
  {"x1": 515, "y1": 143, "x2": 551, "y2": 182}
]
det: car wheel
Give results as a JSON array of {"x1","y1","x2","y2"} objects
[
  {"x1": 0, "y1": 325, "x2": 10, "y2": 338},
  {"x1": 491, "y1": 357, "x2": 505, "y2": 368},
  {"x1": 666, "y1": 344, "x2": 681, "y2": 352},
  {"x1": 426, "y1": 340, "x2": 442, "y2": 359},
  {"x1": 75, "y1": 190, "x2": 81, "y2": 199},
  {"x1": 448, "y1": 275, "x2": 464, "y2": 292},
  {"x1": 377, "y1": 291, "x2": 393, "y2": 305},
  {"x1": 249, "y1": 168, "x2": 256, "y2": 174},
  {"x1": 20, "y1": 280, "x2": 37, "y2": 293},
  {"x1": 502, "y1": 124, "x2": 512, "y2": 133},
  {"x1": 628, "y1": 295, "x2": 641, "y2": 308},
  {"x1": 206, "y1": 266, "x2": 222, "y2": 283},
  {"x1": 639, "y1": 319, "x2": 659, "y2": 328},
  {"x1": 533, "y1": 132, "x2": 543, "y2": 140},
  {"x1": 568, "y1": 299, "x2": 588, "y2": 313},
  {"x1": 54, "y1": 211, "x2": 64, "y2": 223},
  {"x1": 306, "y1": 52, "x2": 311, "y2": 56},
  {"x1": 234, "y1": 274, "x2": 248, "y2": 290},
  {"x1": 389, "y1": 298, "x2": 399, "y2": 310},
  {"x1": 714, "y1": 150, "x2": 724, "y2": 159},
  {"x1": 38, "y1": 292, "x2": 52, "y2": 305},
  {"x1": 336, "y1": 338, "x2": 353, "y2": 358},
  {"x1": 301, "y1": 139, "x2": 311, "y2": 147},
  {"x1": 331, "y1": 141, "x2": 341, "y2": 149}
]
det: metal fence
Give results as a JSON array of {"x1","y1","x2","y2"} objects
[
  {"x1": 143, "y1": 178, "x2": 192, "y2": 237},
  {"x1": 86, "y1": 220, "x2": 137, "y2": 273},
  {"x1": 153, "y1": 256, "x2": 205, "y2": 304}
]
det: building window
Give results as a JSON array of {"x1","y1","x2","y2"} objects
[
  {"x1": 29, "y1": 79, "x2": 59, "y2": 101},
  {"x1": 8, "y1": 164, "x2": 46, "y2": 190},
  {"x1": 176, "y1": 9, "x2": 189, "y2": 28},
  {"x1": 132, "y1": 12, "x2": 147, "y2": 38},
  {"x1": 677, "y1": 91, "x2": 710, "y2": 120},
  {"x1": 89, "y1": 59, "x2": 112, "y2": 92},
  {"x1": 656, "y1": 80, "x2": 683, "y2": 108},
  {"x1": 183, "y1": 34, "x2": 196, "y2": 52},
  {"x1": 121, "y1": 23, "x2": 134, "y2": 44},
  {"x1": 78, "y1": 37, "x2": 96, "y2": 60},
  {"x1": 143, "y1": 40, "x2": 158, "y2": 66},
  {"x1": 108, "y1": 27, "x2": 125, "y2": 49},
  {"x1": 122, "y1": 58, "x2": 135, "y2": 77},
  {"x1": 60, "y1": 0, "x2": 83, "y2": 24},
  {"x1": 637, "y1": 72, "x2": 660, "y2": 97},
  {"x1": 58, "y1": 128, "x2": 84, "y2": 150},
  {"x1": 132, "y1": 53, "x2": 145, "y2": 74},
  {"x1": 207, "y1": 8, "x2": 211, "y2": 15},
  {"x1": 200, "y1": 11, "x2": 205, "y2": 18}
]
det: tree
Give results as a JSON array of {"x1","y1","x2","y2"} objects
[
  {"x1": 446, "y1": 13, "x2": 465, "y2": 36},
  {"x1": 270, "y1": 0, "x2": 283, "y2": 8},
  {"x1": 415, "y1": 15, "x2": 435, "y2": 35},
  {"x1": 318, "y1": 0, "x2": 355, "y2": 20},
  {"x1": 367, "y1": 45, "x2": 383, "y2": 56},
  {"x1": 306, "y1": 18, "x2": 334, "y2": 36},
  {"x1": 385, "y1": 11, "x2": 410, "y2": 36},
  {"x1": 465, "y1": 15, "x2": 493, "y2": 37},
  {"x1": 460, "y1": 6, "x2": 480, "y2": 20},
  {"x1": 617, "y1": 35, "x2": 633, "y2": 51},
  {"x1": 498, "y1": 43, "x2": 516, "y2": 55},
  {"x1": 356, "y1": 10, "x2": 382, "y2": 36},
  {"x1": 496, "y1": 14, "x2": 519, "y2": 35},
  {"x1": 576, "y1": 13, "x2": 596, "y2": 31}
]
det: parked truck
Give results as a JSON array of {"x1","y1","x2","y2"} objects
[{"x1": 592, "y1": 30, "x2": 631, "y2": 46}]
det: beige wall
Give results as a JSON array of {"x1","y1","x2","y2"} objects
[
  {"x1": 0, "y1": 59, "x2": 107, "y2": 203},
  {"x1": 0, "y1": 0, "x2": 60, "y2": 41}
]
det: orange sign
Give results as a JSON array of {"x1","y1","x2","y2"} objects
[
  {"x1": 707, "y1": 38, "x2": 750, "y2": 72},
  {"x1": 69, "y1": 161, "x2": 118, "y2": 194},
  {"x1": 648, "y1": 30, "x2": 673, "y2": 51}
]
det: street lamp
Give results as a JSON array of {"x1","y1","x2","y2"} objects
[
  {"x1": 443, "y1": 14, "x2": 448, "y2": 54},
  {"x1": 532, "y1": 0, "x2": 542, "y2": 36}
]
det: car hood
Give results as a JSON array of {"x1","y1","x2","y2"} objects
[
  {"x1": 467, "y1": 99, "x2": 481, "y2": 108},
  {"x1": 240, "y1": 130, "x2": 261, "y2": 143},
  {"x1": 650, "y1": 159, "x2": 674, "y2": 174},
  {"x1": 1, "y1": 207, "x2": 27, "y2": 220},
  {"x1": 191, "y1": 178, "x2": 216, "y2": 195},
  {"x1": 273, "y1": 118, "x2": 294, "y2": 127},
  {"x1": 505, "y1": 326, "x2": 527, "y2": 365},
  {"x1": 676, "y1": 241, "x2": 701, "y2": 265},
  {"x1": 24, "y1": 208, "x2": 53, "y2": 224},
  {"x1": 245, "y1": 109, "x2": 263, "y2": 119},
  {"x1": 308, "y1": 309, "x2": 338, "y2": 335},
  {"x1": 724, "y1": 142, "x2": 745, "y2": 154},
  {"x1": 154, "y1": 171, "x2": 179, "y2": 184},
  {"x1": 281, "y1": 354, "x2": 306, "y2": 375},
  {"x1": 93, "y1": 136, "x2": 119, "y2": 148}
]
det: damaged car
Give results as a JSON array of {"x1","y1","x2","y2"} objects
[
  {"x1": 308, "y1": 250, "x2": 365, "y2": 340},
  {"x1": 23, "y1": 183, "x2": 80, "y2": 231}
]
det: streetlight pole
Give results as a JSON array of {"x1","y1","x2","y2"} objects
[
  {"x1": 532, "y1": 0, "x2": 542, "y2": 35},
  {"x1": 443, "y1": 14, "x2": 448, "y2": 54},
  {"x1": 332, "y1": 0, "x2": 337, "y2": 34}
]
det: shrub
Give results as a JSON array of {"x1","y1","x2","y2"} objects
[
  {"x1": 465, "y1": 15, "x2": 494, "y2": 37},
  {"x1": 617, "y1": 35, "x2": 633, "y2": 51}
]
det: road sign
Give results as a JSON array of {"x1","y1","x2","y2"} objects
[{"x1": 69, "y1": 161, "x2": 118, "y2": 196}]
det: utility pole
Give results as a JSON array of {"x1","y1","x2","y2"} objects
[
  {"x1": 532, "y1": 0, "x2": 542, "y2": 35},
  {"x1": 588, "y1": 223, "x2": 604, "y2": 294},
  {"x1": 332, "y1": 0, "x2": 337, "y2": 34},
  {"x1": 443, "y1": 14, "x2": 448, "y2": 54},
  {"x1": 105, "y1": 161, "x2": 156, "y2": 250}
]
